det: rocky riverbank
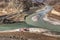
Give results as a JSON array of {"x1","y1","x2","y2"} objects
[{"x1": 0, "y1": 31, "x2": 59, "y2": 40}]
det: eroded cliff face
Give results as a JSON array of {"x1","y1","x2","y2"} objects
[
  {"x1": 0, "y1": 0, "x2": 26, "y2": 23},
  {"x1": 46, "y1": 0, "x2": 60, "y2": 5},
  {"x1": 0, "y1": 32, "x2": 59, "y2": 40},
  {"x1": 0, "y1": 0, "x2": 45, "y2": 24},
  {"x1": 0, "y1": 0, "x2": 56, "y2": 16},
  {"x1": 47, "y1": 3, "x2": 60, "y2": 19},
  {"x1": 0, "y1": 0, "x2": 59, "y2": 24}
]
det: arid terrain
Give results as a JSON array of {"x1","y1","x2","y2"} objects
[
  {"x1": 0, "y1": 0, "x2": 59, "y2": 40},
  {"x1": 0, "y1": 0, "x2": 59, "y2": 23},
  {"x1": 0, "y1": 32, "x2": 59, "y2": 40}
]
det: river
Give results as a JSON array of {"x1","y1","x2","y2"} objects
[
  {"x1": 0, "y1": 22, "x2": 34, "y2": 31},
  {"x1": 25, "y1": 5, "x2": 60, "y2": 32},
  {"x1": 0, "y1": 5, "x2": 60, "y2": 32}
]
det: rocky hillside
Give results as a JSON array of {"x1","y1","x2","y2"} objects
[
  {"x1": 0, "y1": 32, "x2": 59, "y2": 40},
  {"x1": 46, "y1": 0, "x2": 60, "y2": 5},
  {"x1": 0, "y1": 0, "x2": 59, "y2": 24}
]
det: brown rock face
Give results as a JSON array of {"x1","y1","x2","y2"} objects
[
  {"x1": 0, "y1": 32, "x2": 59, "y2": 40},
  {"x1": 46, "y1": 0, "x2": 60, "y2": 5},
  {"x1": 54, "y1": 3, "x2": 60, "y2": 12},
  {"x1": 48, "y1": 3, "x2": 60, "y2": 20}
]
